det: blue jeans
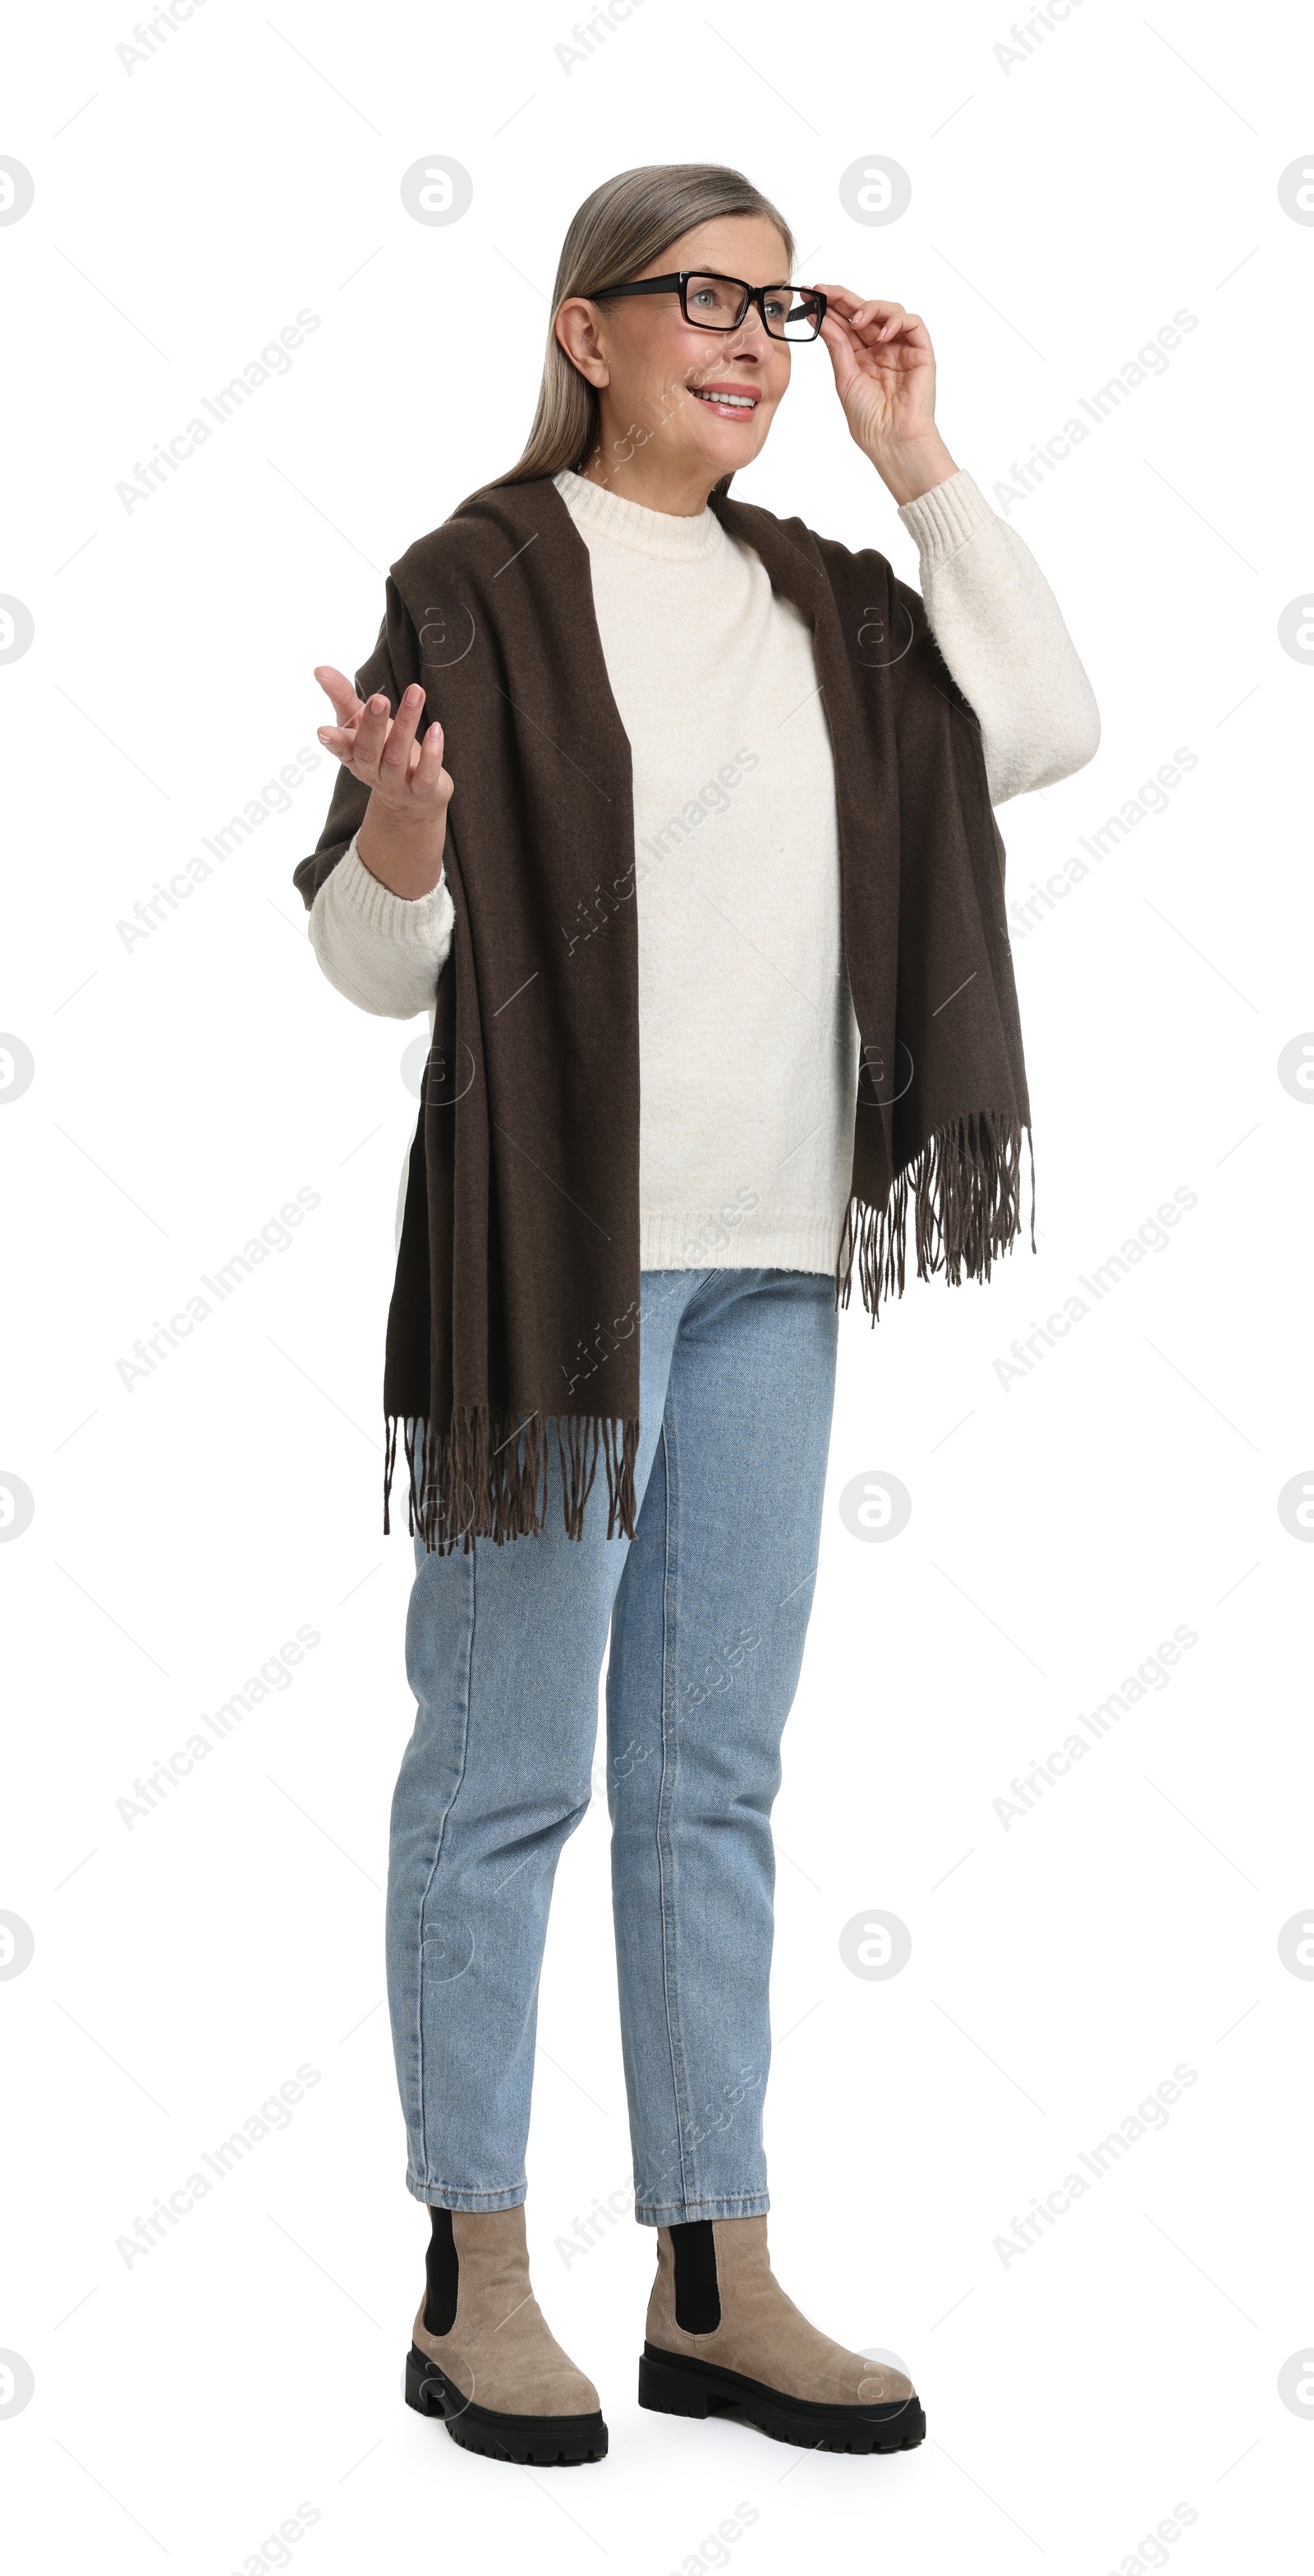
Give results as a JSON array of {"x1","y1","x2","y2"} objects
[{"x1": 385, "y1": 1266, "x2": 838, "y2": 2226}]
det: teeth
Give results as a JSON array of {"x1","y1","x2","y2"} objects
[{"x1": 696, "y1": 389, "x2": 755, "y2": 407}]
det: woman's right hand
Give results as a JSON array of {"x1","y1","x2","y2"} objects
[{"x1": 314, "y1": 665, "x2": 452, "y2": 899}]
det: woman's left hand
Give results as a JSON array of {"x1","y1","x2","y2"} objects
[{"x1": 814, "y1": 288, "x2": 958, "y2": 507}]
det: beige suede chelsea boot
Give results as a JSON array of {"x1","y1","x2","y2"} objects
[
  {"x1": 639, "y1": 2216, "x2": 925, "y2": 2454},
  {"x1": 405, "y1": 2206, "x2": 607, "y2": 2464}
]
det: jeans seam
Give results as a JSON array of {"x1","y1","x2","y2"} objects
[
  {"x1": 655, "y1": 1394, "x2": 696, "y2": 2214},
  {"x1": 407, "y1": 2173, "x2": 526, "y2": 2210},
  {"x1": 635, "y1": 2190, "x2": 770, "y2": 2224},
  {"x1": 413, "y1": 1542, "x2": 476, "y2": 2186}
]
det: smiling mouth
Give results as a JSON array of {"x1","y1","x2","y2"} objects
[{"x1": 689, "y1": 384, "x2": 760, "y2": 415}]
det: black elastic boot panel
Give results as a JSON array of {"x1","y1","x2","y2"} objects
[
  {"x1": 424, "y1": 2207, "x2": 458, "y2": 2335},
  {"x1": 670, "y1": 2220, "x2": 721, "y2": 2332}
]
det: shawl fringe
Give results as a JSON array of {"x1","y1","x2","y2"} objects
[
  {"x1": 384, "y1": 1406, "x2": 640, "y2": 1554},
  {"x1": 837, "y1": 1110, "x2": 1036, "y2": 1319}
]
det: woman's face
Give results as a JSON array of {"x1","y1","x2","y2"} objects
[{"x1": 558, "y1": 214, "x2": 796, "y2": 491}]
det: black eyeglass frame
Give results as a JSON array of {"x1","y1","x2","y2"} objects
[{"x1": 586, "y1": 269, "x2": 828, "y2": 342}]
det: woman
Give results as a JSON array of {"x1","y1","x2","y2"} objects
[{"x1": 294, "y1": 162, "x2": 1098, "y2": 2467}]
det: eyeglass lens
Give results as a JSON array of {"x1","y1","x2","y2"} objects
[{"x1": 683, "y1": 275, "x2": 823, "y2": 340}]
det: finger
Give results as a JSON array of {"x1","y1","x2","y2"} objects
[
  {"x1": 351, "y1": 691, "x2": 393, "y2": 772},
  {"x1": 818, "y1": 311, "x2": 861, "y2": 381},
  {"x1": 411, "y1": 718, "x2": 448, "y2": 794},
  {"x1": 843, "y1": 319, "x2": 930, "y2": 364},
  {"x1": 861, "y1": 310, "x2": 930, "y2": 350},
  {"x1": 871, "y1": 315, "x2": 929, "y2": 349},
  {"x1": 818, "y1": 289, "x2": 922, "y2": 346},
  {"x1": 379, "y1": 681, "x2": 427, "y2": 780},
  {"x1": 820, "y1": 310, "x2": 884, "y2": 375},
  {"x1": 400, "y1": 719, "x2": 443, "y2": 793},
  {"x1": 313, "y1": 664, "x2": 365, "y2": 725},
  {"x1": 819, "y1": 317, "x2": 858, "y2": 370}
]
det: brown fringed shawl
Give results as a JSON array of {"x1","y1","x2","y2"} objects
[{"x1": 294, "y1": 473, "x2": 1033, "y2": 1551}]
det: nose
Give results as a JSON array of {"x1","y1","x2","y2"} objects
[{"x1": 720, "y1": 311, "x2": 769, "y2": 363}]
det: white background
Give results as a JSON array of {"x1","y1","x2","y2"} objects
[{"x1": 2, "y1": 1, "x2": 1312, "y2": 2568}]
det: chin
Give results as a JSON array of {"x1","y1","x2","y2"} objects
[
  {"x1": 693, "y1": 427, "x2": 765, "y2": 475},
  {"x1": 680, "y1": 389, "x2": 768, "y2": 467}
]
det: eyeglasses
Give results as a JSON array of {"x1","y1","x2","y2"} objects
[{"x1": 588, "y1": 270, "x2": 827, "y2": 343}]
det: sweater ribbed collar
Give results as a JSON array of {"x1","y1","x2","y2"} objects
[{"x1": 554, "y1": 466, "x2": 725, "y2": 564}]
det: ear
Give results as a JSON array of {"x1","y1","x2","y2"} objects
[{"x1": 554, "y1": 296, "x2": 611, "y2": 389}]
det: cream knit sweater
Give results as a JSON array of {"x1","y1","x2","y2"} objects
[{"x1": 309, "y1": 467, "x2": 1098, "y2": 1267}]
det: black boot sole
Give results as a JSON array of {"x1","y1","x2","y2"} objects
[
  {"x1": 404, "y1": 2344, "x2": 608, "y2": 2464},
  {"x1": 638, "y1": 2341, "x2": 926, "y2": 2453}
]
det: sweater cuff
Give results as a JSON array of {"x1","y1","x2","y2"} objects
[
  {"x1": 329, "y1": 833, "x2": 450, "y2": 949},
  {"x1": 898, "y1": 467, "x2": 995, "y2": 567}
]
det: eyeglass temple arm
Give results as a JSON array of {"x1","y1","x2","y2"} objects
[{"x1": 589, "y1": 276, "x2": 676, "y2": 301}]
